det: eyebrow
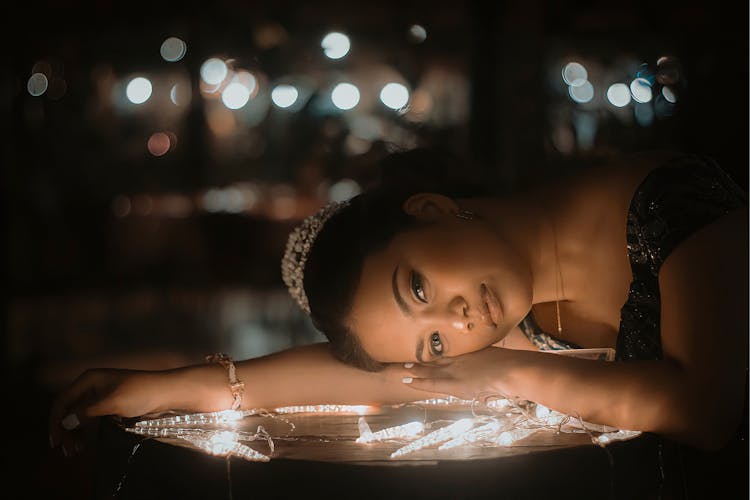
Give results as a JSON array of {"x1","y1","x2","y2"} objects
[
  {"x1": 392, "y1": 265, "x2": 424, "y2": 363},
  {"x1": 391, "y1": 265, "x2": 412, "y2": 317}
]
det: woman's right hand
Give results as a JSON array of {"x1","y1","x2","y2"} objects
[{"x1": 48, "y1": 368, "x2": 164, "y2": 457}]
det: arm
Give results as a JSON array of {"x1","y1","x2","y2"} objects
[
  {"x1": 405, "y1": 206, "x2": 748, "y2": 450},
  {"x1": 49, "y1": 341, "x2": 439, "y2": 452}
]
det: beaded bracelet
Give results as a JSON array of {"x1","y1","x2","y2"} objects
[{"x1": 206, "y1": 353, "x2": 245, "y2": 410}]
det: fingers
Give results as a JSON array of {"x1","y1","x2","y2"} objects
[{"x1": 48, "y1": 369, "x2": 111, "y2": 450}]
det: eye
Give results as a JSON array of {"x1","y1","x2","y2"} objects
[
  {"x1": 410, "y1": 271, "x2": 428, "y2": 303},
  {"x1": 429, "y1": 332, "x2": 444, "y2": 355}
]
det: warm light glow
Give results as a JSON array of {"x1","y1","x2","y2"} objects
[
  {"x1": 160, "y1": 37, "x2": 187, "y2": 62},
  {"x1": 562, "y1": 62, "x2": 588, "y2": 87},
  {"x1": 201, "y1": 58, "x2": 228, "y2": 85},
  {"x1": 606, "y1": 83, "x2": 631, "y2": 107},
  {"x1": 147, "y1": 132, "x2": 171, "y2": 156},
  {"x1": 497, "y1": 428, "x2": 538, "y2": 446},
  {"x1": 27, "y1": 73, "x2": 48, "y2": 96},
  {"x1": 379, "y1": 82, "x2": 410, "y2": 110},
  {"x1": 321, "y1": 32, "x2": 350, "y2": 59},
  {"x1": 274, "y1": 404, "x2": 372, "y2": 415},
  {"x1": 271, "y1": 84, "x2": 299, "y2": 108},
  {"x1": 126, "y1": 77, "x2": 152, "y2": 104},
  {"x1": 630, "y1": 77, "x2": 653, "y2": 103},
  {"x1": 356, "y1": 419, "x2": 424, "y2": 443},
  {"x1": 331, "y1": 83, "x2": 360, "y2": 110}
]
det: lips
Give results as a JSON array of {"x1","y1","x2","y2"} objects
[{"x1": 480, "y1": 283, "x2": 502, "y2": 327}]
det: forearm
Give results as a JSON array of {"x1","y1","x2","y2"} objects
[
  {"x1": 497, "y1": 350, "x2": 709, "y2": 444},
  {"x1": 158, "y1": 342, "x2": 435, "y2": 412}
]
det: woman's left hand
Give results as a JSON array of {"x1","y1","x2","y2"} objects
[{"x1": 399, "y1": 347, "x2": 510, "y2": 401}]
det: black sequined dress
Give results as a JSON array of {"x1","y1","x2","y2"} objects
[{"x1": 519, "y1": 153, "x2": 747, "y2": 359}]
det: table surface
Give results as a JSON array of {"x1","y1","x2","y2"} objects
[{"x1": 97, "y1": 402, "x2": 747, "y2": 500}]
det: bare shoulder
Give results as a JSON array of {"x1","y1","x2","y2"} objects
[{"x1": 566, "y1": 149, "x2": 684, "y2": 204}]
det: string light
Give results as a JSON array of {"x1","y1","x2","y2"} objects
[
  {"x1": 356, "y1": 418, "x2": 424, "y2": 443},
  {"x1": 128, "y1": 397, "x2": 642, "y2": 462},
  {"x1": 273, "y1": 404, "x2": 373, "y2": 414}
]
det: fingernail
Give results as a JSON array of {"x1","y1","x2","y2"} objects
[
  {"x1": 49, "y1": 434, "x2": 56, "y2": 448},
  {"x1": 402, "y1": 377, "x2": 413, "y2": 384},
  {"x1": 61, "y1": 413, "x2": 80, "y2": 431},
  {"x1": 62, "y1": 446, "x2": 69, "y2": 458},
  {"x1": 403, "y1": 363, "x2": 414, "y2": 369}
]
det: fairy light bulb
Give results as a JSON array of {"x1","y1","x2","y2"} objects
[
  {"x1": 356, "y1": 420, "x2": 424, "y2": 443},
  {"x1": 390, "y1": 418, "x2": 475, "y2": 458},
  {"x1": 439, "y1": 420, "x2": 502, "y2": 450},
  {"x1": 496, "y1": 428, "x2": 539, "y2": 446}
]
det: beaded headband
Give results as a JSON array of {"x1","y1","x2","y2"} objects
[{"x1": 281, "y1": 201, "x2": 350, "y2": 315}]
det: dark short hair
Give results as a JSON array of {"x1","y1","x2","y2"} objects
[{"x1": 303, "y1": 147, "x2": 489, "y2": 371}]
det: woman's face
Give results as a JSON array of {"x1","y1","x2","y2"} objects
[{"x1": 346, "y1": 212, "x2": 534, "y2": 364}]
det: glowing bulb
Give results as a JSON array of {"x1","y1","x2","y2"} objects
[
  {"x1": 391, "y1": 418, "x2": 474, "y2": 458},
  {"x1": 496, "y1": 428, "x2": 538, "y2": 446},
  {"x1": 126, "y1": 77, "x2": 152, "y2": 104},
  {"x1": 357, "y1": 420, "x2": 424, "y2": 443},
  {"x1": 321, "y1": 32, "x2": 351, "y2": 59}
]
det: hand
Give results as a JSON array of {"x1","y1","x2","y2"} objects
[
  {"x1": 48, "y1": 368, "x2": 161, "y2": 457},
  {"x1": 399, "y1": 347, "x2": 510, "y2": 401}
]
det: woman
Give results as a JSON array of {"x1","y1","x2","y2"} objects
[{"x1": 48, "y1": 148, "x2": 747, "y2": 459}]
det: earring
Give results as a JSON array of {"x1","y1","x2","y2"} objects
[{"x1": 455, "y1": 210, "x2": 476, "y2": 221}]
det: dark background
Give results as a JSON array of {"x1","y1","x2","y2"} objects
[{"x1": 2, "y1": 1, "x2": 747, "y2": 498}]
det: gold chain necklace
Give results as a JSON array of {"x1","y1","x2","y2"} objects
[{"x1": 552, "y1": 220, "x2": 564, "y2": 336}]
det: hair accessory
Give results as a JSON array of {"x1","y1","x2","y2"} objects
[
  {"x1": 281, "y1": 201, "x2": 350, "y2": 315},
  {"x1": 206, "y1": 353, "x2": 245, "y2": 410}
]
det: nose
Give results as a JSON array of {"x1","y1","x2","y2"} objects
[{"x1": 447, "y1": 296, "x2": 475, "y2": 333}]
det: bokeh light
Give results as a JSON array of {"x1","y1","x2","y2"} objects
[
  {"x1": 27, "y1": 73, "x2": 48, "y2": 96},
  {"x1": 147, "y1": 132, "x2": 172, "y2": 156},
  {"x1": 201, "y1": 58, "x2": 228, "y2": 85},
  {"x1": 379, "y1": 82, "x2": 409, "y2": 110},
  {"x1": 661, "y1": 86, "x2": 678, "y2": 103},
  {"x1": 331, "y1": 83, "x2": 360, "y2": 110},
  {"x1": 568, "y1": 80, "x2": 594, "y2": 104},
  {"x1": 321, "y1": 32, "x2": 350, "y2": 59},
  {"x1": 222, "y1": 82, "x2": 251, "y2": 109},
  {"x1": 606, "y1": 83, "x2": 631, "y2": 107},
  {"x1": 160, "y1": 37, "x2": 187, "y2": 62},
  {"x1": 328, "y1": 178, "x2": 362, "y2": 202},
  {"x1": 126, "y1": 77, "x2": 153, "y2": 104},
  {"x1": 271, "y1": 84, "x2": 299, "y2": 108},
  {"x1": 562, "y1": 62, "x2": 588, "y2": 87},
  {"x1": 170, "y1": 83, "x2": 191, "y2": 106},
  {"x1": 629, "y1": 78, "x2": 653, "y2": 103},
  {"x1": 408, "y1": 24, "x2": 427, "y2": 43}
]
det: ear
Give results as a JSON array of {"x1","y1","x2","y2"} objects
[{"x1": 402, "y1": 193, "x2": 459, "y2": 222}]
